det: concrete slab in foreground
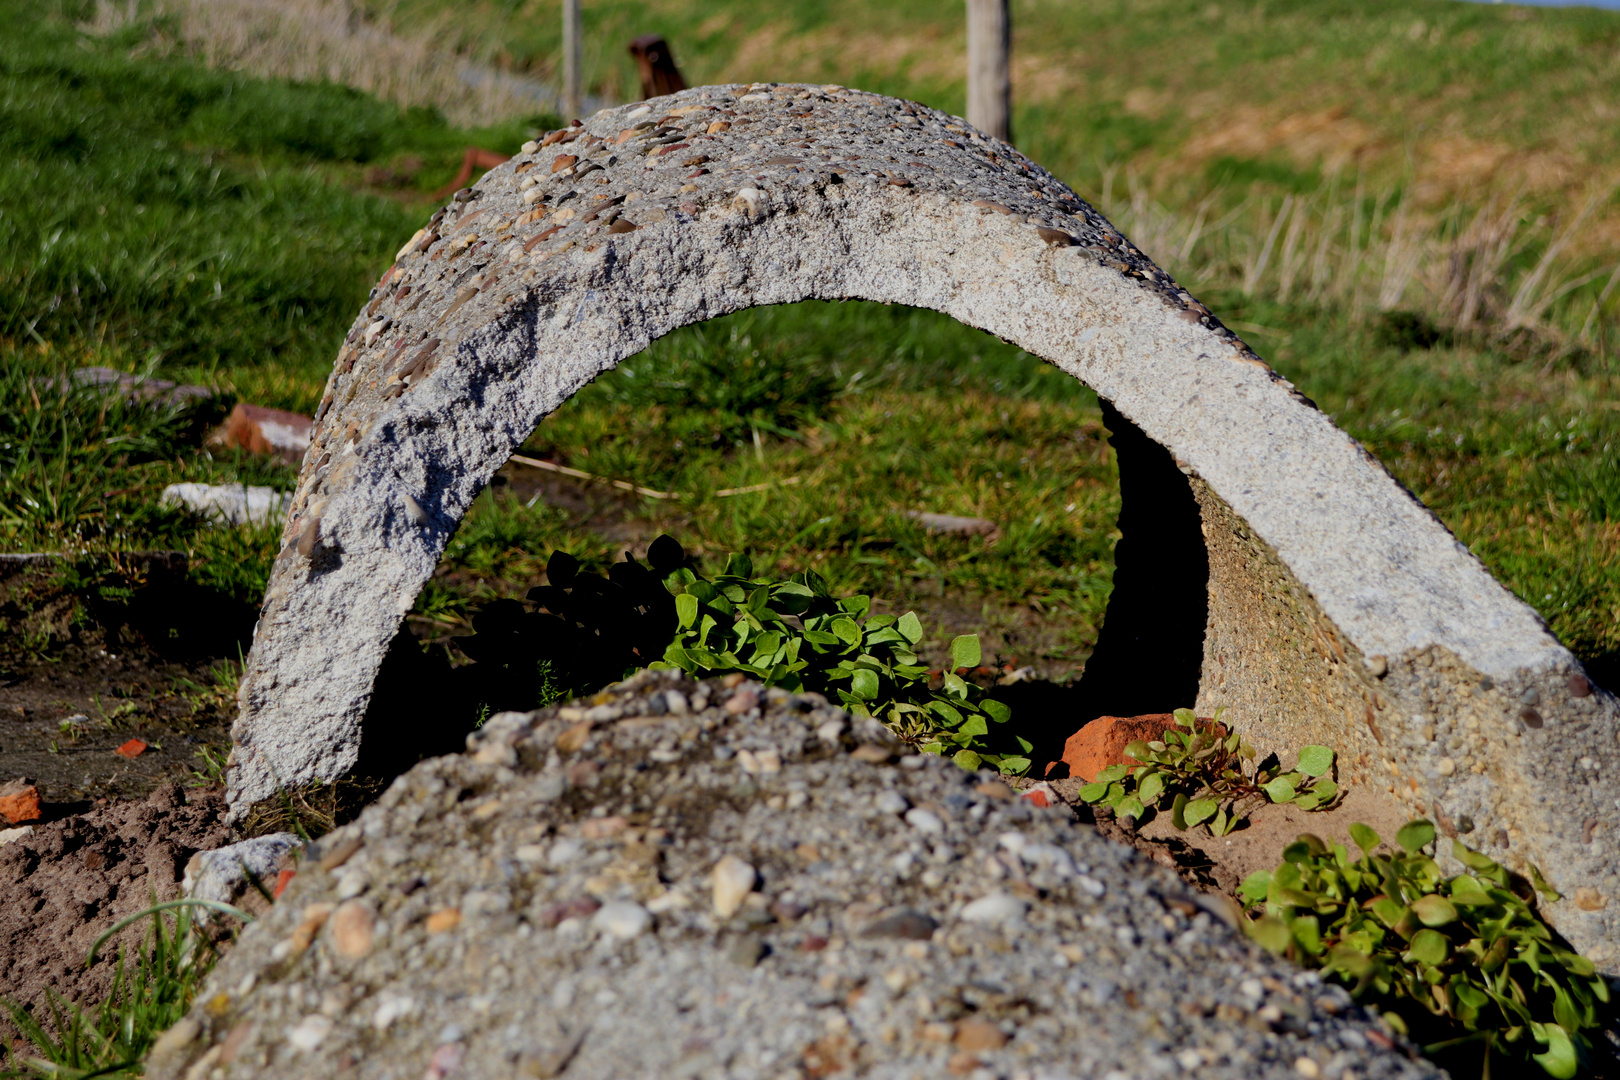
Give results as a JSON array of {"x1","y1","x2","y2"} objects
[
  {"x1": 159, "y1": 674, "x2": 1440, "y2": 1079},
  {"x1": 228, "y1": 84, "x2": 1620, "y2": 965}
]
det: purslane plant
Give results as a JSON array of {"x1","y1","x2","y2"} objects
[
  {"x1": 1240, "y1": 821, "x2": 1608, "y2": 1078},
  {"x1": 1078, "y1": 708, "x2": 1338, "y2": 835},
  {"x1": 652, "y1": 548, "x2": 1029, "y2": 774},
  {"x1": 458, "y1": 537, "x2": 1030, "y2": 773}
]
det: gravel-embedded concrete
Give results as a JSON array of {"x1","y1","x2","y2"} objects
[
  {"x1": 229, "y1": 83, "x2": 1620, "y2": 964},
  {"x1": 159, "y1": 674, "x2": 1437, "y2": 1080}
]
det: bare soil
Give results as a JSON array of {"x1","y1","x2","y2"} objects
[
  {"x1": 0, "y1": 784, "x2": 232, "y2": 1035},
  {"x1": 0, "y1": 564, "x2": 237, "y2": 809}
]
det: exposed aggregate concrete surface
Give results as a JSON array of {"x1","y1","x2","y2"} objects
[
  {"x1": 164, "y1": 673, "x2": 1439, "y2": 1079},
  {"x1": 230, "y1": 83, "x2": 1620, "y2": 963}
]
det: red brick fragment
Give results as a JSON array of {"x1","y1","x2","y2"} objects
[
  {"x1": 1053, "y1": 714, "x2": 1226, "y2": 782},
  {"x1": 115, "y1": 738, "x2": 147, "y2": 759},
  {"x1": 214, "y1": 403, "x2": 314, "y2": 464},
  {"x1": 0, "y1": 780, "x2": 41, "y2": 824}
]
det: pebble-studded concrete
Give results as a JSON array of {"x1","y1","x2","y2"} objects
[{"x1": 162, "y1": 671, "x2": 1438, "y2": 1079}]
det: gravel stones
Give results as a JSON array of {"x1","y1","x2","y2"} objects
[{"x1": 159, "y1": 673, "x2": 1436, "y2": 1079}]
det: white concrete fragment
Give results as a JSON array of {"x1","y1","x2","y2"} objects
[{"x1": 161, "y1": 483, "x2": 291, "y2": 526}]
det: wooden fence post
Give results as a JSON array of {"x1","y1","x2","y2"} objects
[
  {"x1": 966, "y1": 0, "x2": 1010, "y2": 143},
  {"x1": 563, "y1": 0, "x2": 582, "y2": 120}
]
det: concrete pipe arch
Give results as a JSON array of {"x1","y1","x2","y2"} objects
[{"x1": 230, "y1": 84, "x2": 1619, "y2": 963}]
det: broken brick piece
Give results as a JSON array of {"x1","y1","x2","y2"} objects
[
  {"x1": 1053, "y1": 714, "x2": 1226, "y2": 782},
  {"x1": 213, "y1": 403, "x2": 314, "y2": 465},
  {"x1": 115, "y1": 738, "x2": 148, "y2": 759},
  {"x1": 0, "y1": 779, "x2": 41, "y2": 824}
]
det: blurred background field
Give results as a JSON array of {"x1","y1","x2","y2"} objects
[{"x1": 3, "y1": 0, "x2": 1617, "y2": 713}]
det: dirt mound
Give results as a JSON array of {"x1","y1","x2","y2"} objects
[{"x1": 0, "y1": 784, "x2": 233, "y2": 1031}]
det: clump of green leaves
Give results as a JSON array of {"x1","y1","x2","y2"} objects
[
  {"x1": 1240, "y1": 821, "x2": 1609, "y2": 1079},
  {"x1": 654, "y1": 547, "x2": 1027, "y2": 774},
  {"x1": 458, "y1": 536, "x2": 1029, "y2": 773},
  {"x1": 1077, "y1": 708, "x2": 1338, "y2": 835}
]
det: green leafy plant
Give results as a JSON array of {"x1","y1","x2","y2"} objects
[
  {"x1": 1, "y1": 899, "x2": 249, "y2": 1079},
  {"x1": 1077, "y1": 708, "x2": 1338, "y2": 834},
  {"x1": 1239, "y1": 820, "x2": 1609, "y2": 1078},
  {"x1": 456, "y1": 536, "x2": 1029, "y2": 773},
  {"x1": 653, "y1": 546, "x2": 1027, "y2": 774}
]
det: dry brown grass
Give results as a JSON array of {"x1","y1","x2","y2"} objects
[{"x1": 1105, "y1": 169, "x2": 1620, "y2": 352}]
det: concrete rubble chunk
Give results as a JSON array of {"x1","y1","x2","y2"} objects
[
  {"x1": 68, "y1": 366, "x2": 214, "y2": 407},
  {"x1": 182, "y1": 832, "x2": 302, "y2": 911},
  {"x1": 152, "y1": 674, "x2": 1440, "y2": 1080},
  {"x1": 225, "y1": 84, "x2": 1620, "y2": 965},
  {"x1": 161, "y1": 482, "x2": 291, "y2": 526}
]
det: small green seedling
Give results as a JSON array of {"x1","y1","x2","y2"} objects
[
  {"x1": 1239, "y1": 820, "x2": 1608, "y2": 1079},
  {"x1": 1077, "y1": 708, "x2": 1338, "y2": 834}
]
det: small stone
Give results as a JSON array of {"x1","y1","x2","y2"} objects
[
  {"x1": 1521, "y1": 686, "x2": 1542, "y2": 706},
  {"x1": 318, "y1": 834, "x2": 364, "y2": 871},
  {"x1": 852, "y1": 744, "x2": 893, "y2": 763},
  {"x1": 286, "y1": 1014, "x2": 332, "y2": 1052},
  {"x1": 725, "y1": 933, "x2": 766, "y2": 967},
  {"x1": 816, "y1": 718, "x2": 847, "y2": 743},
  {"x1": 725, "y1": 687, "x2": 760, "y2": 714},
  {"x1": 556, "y1": 720, "x2": 593, "y2": 753},
  {"x1": 875, "y1": 791, "x2": 909, "y2": 815},
  {"x1": 403, "y1": 493, "x2": 429, "y2": 526},
  {"x1": 372, "y1": 994, "x2": 415, "y2": 1030},
  {"x1": 737, "y1": 748, "x2": 781, "y2": 774},
  {"x1": 1520, "y1": 706, "x2": 1544, "y2": 729},
  {"x1": 1294, "y1": 1056, "x2": 1321, "y2": 1078},
  {"x1": 953, "y1": 1019, "x2": 1007, "y2": 1052},
  {"x1": 770, "y1": 900, "x2": 809, "y2": 922},
  {"x1": 548, "y1": 838, "x2": 583, "y2": 865},
  {"x1": 665, "y1": 690, "x2": 689, "y2": 715},
  {"x1": 1437, "y1": 758, "x2": 1456, "y2": 777},
  {"x1": 0, "y1": 780, "x2": 41, "y2": 824},
  {"x1": 426, "y1": 907, "x2": 462, "y2": 934},
  {"x1": 1571, "y1": 673, "x2": 1593, "y2": 698},
  {"x1": 580, "y1": 815, "x2": 627, "y2": 839},
  {"x1": 0, "y1": 825, "x2": 35, "y2": 846},
  {"x1": 552, "y1": 154, "x2": 578, "y2": 174},
  {"x1": 960, "y1": 893, "x2": 1027, "y2": 924},
  {"x1": 330, "y1": 900, "x2": 375, "y2": 958},
  {"x1": 860, "y1": 908, "x2": 938, "y2": 940},
  {"x1": 1576, "y1": 887, "x2": 1607, "y2": 911},
  {"x1": 592, "y1": 900, "x2": 652, "y2": 939},
  {"x1": 905, "y1": 807, "x2": 944, "y2": 834},
  {"x1": 424, "y1": 1041, "x2": 465, "y2": 1080},
  {"x1": 712, "y1": 854, "x2": 758, "y2": 917}
]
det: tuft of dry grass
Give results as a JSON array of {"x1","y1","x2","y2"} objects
[{"x1": 1102, "y1": 169, "x2": 1620, "y2": 355}]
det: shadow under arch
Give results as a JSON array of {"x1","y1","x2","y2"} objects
[{"x1": 228, "y1": 84, "x2": 1620, "y2": 965}]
